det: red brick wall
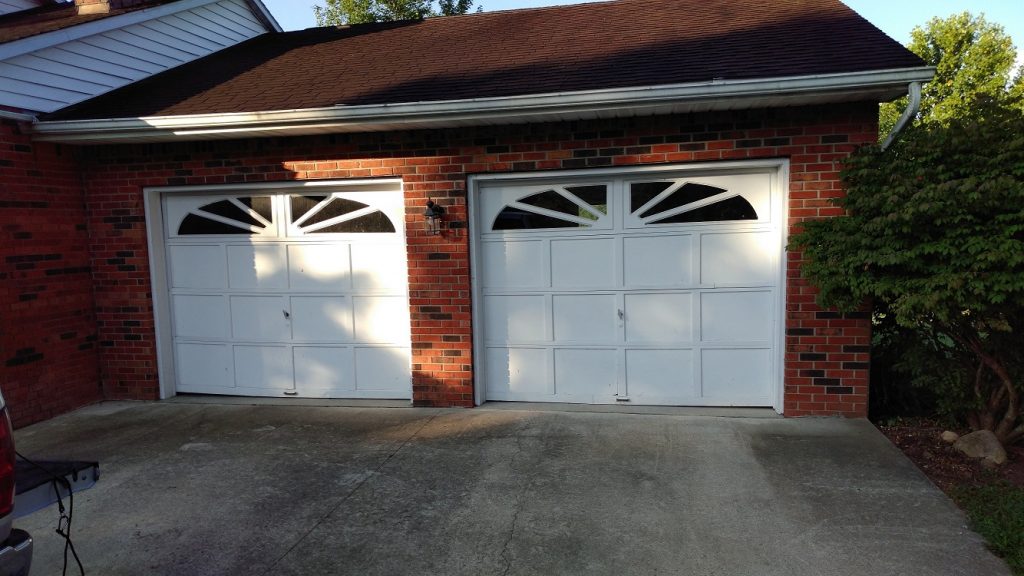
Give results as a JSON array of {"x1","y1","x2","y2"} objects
[
  {"x1": 78, "y1": 104, "x2": 877, "y2": 416},
  {"x1": 0, "y1": 119, "x2": 102, "y2": 428}
]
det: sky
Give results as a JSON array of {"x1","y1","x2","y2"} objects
[{"x1": 262, "y1": 0, "x2": 1024, "y2": 68}]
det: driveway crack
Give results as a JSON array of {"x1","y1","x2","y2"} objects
[
  {"x1": 260, "y1": 413, "x2": 440, "y2": 575},
  {"x1": 499, "y1": 430, "x2": 527, "y2": 576}
]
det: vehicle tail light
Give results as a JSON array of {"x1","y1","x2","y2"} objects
[{"x1": 0, "y1": 408, "x2": 16, "y2": 518}]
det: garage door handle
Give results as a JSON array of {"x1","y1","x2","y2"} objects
[
  {"x1": 282, "y1": 310, "x2": 290, "y2": 319},
  {"x1": 617, "y1": 309, "x2": 624, "y2": 320}
]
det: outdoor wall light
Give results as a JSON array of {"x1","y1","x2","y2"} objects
[{"x1": 424, "y1": 199, "x2": 445, "y2": 235}]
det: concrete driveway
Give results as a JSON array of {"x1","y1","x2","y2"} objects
[{"x1": 12, "y1": 400, "x2": 1009, "y2": 576}]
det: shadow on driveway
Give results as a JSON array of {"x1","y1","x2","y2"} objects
[{"x1": 13, "y1": 401, "x2": 1010, "y2": 576}]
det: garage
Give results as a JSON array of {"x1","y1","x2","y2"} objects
[
  {"x1": 153, "y1": 182, "x2": 412, "y2": 399},
  {"x1": 472, "y1": 163, "x2": 785, "y2": 407}
]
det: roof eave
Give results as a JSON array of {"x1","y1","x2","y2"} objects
[
  {"x1": 0, "y1": 0, "x2": 279, "y2": 59},
  {"x1": 30, "y1": 67, "x2": 935, "y2": 144}
]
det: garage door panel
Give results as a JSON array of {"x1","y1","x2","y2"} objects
[
  {"x1": 553, "y1": 348, "x2": 615, "y2": 398},
  {"x1": 700, "y1": 232, "x2": 775, "y2": 286},
  {"x1": 354, "y1": 347, "x2": 411, "y2": 392},
  {"x1": 484, "y1": 296, "x2": 546, "y2": 342},
  {"x1": 624, "y1": 293, "x2": 693, "y2": 343},
  {"x1": 164, "y1": 188, "x2": 411, "y2": 400},
  {"x1": 230, "y1": 296, "x2": 290, "y2": 341},
  {"x1": 353, "y1": 296, "x2": 410, "y2": 344},
  {"x1": 176, "y1": 343, "x2": 231, "y2": 390},
  {"x1": 173, "y1": 295, "x2": 227, "y2": 339},
  {"x1": 478, "y1": 167, "x2": 780, "y2": 408},
  {"x1": 481, "y1": 240, "x2": 545, "y2": 288},
  {"x1": 701, "y1": 291, "x2": 772, "y2": 342},
  {"x1": 623, "y1": 235, "x2": 692, "y2": 287},
  {"x1": 288, "y1": 244, "x2": 350, "y2": 291},
  {"x1": 625, "y1": 349, "x2": 695, "y2": 399},
  {"x1": 484, "y1": 347, "x2": 549, "y2": 399},
  {"x1": 291, "y1": 296, "x2": 351, "y2": 341},
  {"x1": 294, "y1": 346, "x2": 353, "y2": 392},
  {"x1": 228, "y1": 244, "x2": 287, "y2": 290},
  {"x1": 169, "y1": 245, "x2": 225, "y2": 289},
  {"x1": 352, "y1": 244, "x2": 407, "y2": 291},
  {"x1": 552, "y1": 294, "x2": 616, "y2": 342},
  {"x1": 701, "y1": 348, "x2": 771, "y2": 400},
  {"x1": 551, "y1": 238, "x2": 615, "y2": 288},
  {"x1": 234, "y1": 345, "x2": 293, "y2": 390}
]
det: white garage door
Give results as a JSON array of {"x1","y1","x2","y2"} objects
[
  {"x1": 161, "y1": 186, "x2": 411, "y2": 398},
  {"x1": 474, "y1": 166, "x2": 782, "y2": 406}
]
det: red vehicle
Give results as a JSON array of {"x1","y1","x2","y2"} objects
[{"x1": 0, "y1": 390, "x2": 31, "y2": 576}]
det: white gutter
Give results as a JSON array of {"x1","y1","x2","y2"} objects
[
  {"x1": 31, "y1": 67, "x2": 935, "y2": 143},
  {"x1": 0, "y1": 109, "x2": 37, "y2": 122},
  {"x1": 881, "y1": 81, "x2": 922, "y2": 150}
]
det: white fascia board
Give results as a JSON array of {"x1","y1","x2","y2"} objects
[
  {"x1": 31, "y1": 67, "x2": 935, "y2": 143},
  {"x1": 0, "y1": 0, "x2": 270, "y2": 61},
  {"x1": 244, "y1": 0, "x2": 282, "y2": 32}
]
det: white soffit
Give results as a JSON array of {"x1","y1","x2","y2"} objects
[
  {"x1": 0, "y1": 0, "x2": 275, "y2": 114},
  {"x1": 29, "y1": 67, "x2": 936, "y2": 144}
]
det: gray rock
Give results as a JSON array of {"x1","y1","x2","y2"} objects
[
  {"x1": 940, "y1": 430, "x2": 959, "y2": 444},
  {"x1": 953, "y1": 430, "x2": 1007, "y2": 465}
]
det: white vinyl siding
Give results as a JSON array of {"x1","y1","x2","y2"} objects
[
  {"x1": 0, "y1": 0, "x2": 43, "y2": 16},
  {"x1": 0, "y1": 0, "x2": 267, "y2": 114}
]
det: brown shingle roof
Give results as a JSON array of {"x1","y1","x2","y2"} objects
[
  {"x1": 0, "y1": 1, "x2": 174, "y2": 44},
  {"x1": 46, "y1": 0, "x2": 924, "y2": 121}
]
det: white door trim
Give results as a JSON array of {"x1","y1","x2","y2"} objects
[
  {"x1": 144, "y1": 178, "x2": 406, "y2": 400},
  {"x1": 468, "y1": 160, "x2": 790, "y2": 412}
]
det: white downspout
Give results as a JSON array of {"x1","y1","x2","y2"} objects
[{"x1": 881, "y1": 81, "x2": 922, "y2": 150}]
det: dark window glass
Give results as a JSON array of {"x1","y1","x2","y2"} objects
[
  {"x1": 649, "y1": 196, "x2": 758, "y2": 224},
  {"x1": 302, "y1": 198, "x2": 370, "y2": 226},
  {"x1": 639, "y1": 183, "x2": 726, "y2": 218},
  {"x1": 630, "y1": 181, "x2": 673, "y2": 213},
  {"x1": 239, "y1": 196, "x2": 273, "y2": 222},
  {"x1": 565, "y1": 185, "x2": 608, "y2": 214},
  {"x1": 518, "y1": 190, "x2": 580, "y2": 216},
  {"x1": 197, "y1": 199, "x2": 261, "y2": 227},
  {"x1": 492, "y1": 207, "x2": 584, "y2": 230},
  {"x1": 179, "y1": 214, "x2": 253, "y2": 235},
  {"x1": 311, "y1": 211, "x2": 396, "y2": 233},
  {"x1": 290, "y1": 195, "x2": 328, "y2": 221}
]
